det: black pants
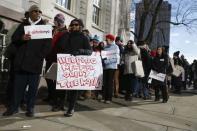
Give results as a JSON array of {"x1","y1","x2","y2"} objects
[
  {"x1": 67, "y1": 90, "x2": 78, "y2": 112},
  {"x1": 103, "y1": 69, "x2": 115, "y2": 101},
  {"x1": 155, "y1": 85, "x2": 168, "y2": 101},
  {"x1": 5, "y1": 60, "x2": 15, "y2": 107},
  {"x1": 10, "y1": 71, "x2": 40, "y2": 112},
  {"x1": 125, "y1": 74, "x2": 137, "y2": 96}
]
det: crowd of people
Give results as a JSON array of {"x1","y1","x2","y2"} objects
[{"x1": 1, "y1": 5, "x2": 197, "y2": 118}]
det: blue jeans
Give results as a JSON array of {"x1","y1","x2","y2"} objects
[{"x1": 134, "y1": 79, "x2": 149, "y2": 97}]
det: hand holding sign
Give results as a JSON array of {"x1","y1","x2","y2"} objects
[{"x1": 22, "y1": 34, "x2": 31, "y2": 41}]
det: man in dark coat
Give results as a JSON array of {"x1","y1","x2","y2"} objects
[{"x1": 3, "y1": 5, "x2": 51, "y2": 117}]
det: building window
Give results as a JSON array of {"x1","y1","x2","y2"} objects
[
  {"x1": 93, "y1": 0, "x2": 101, "y2": 25},
  {"x1": 56, "y1": 0, "x2": 71, "y2": 10}
]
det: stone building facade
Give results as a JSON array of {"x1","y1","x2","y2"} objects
[{"x1": 0, "y1": 0, "x2": 132, "y2": 42}]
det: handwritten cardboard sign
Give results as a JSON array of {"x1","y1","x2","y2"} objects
[
  {"x1": 24, "y1": 25, "x2": 52, "y2": 39},
  {"x1": 56, "y1": 54, "x2": 103, "y2": 90}
]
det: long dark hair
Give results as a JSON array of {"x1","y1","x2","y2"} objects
[{"x1": 124, "y1": 40, "x2": 134, "y2": 53}]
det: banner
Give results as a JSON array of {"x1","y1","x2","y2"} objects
[
  {"x1": 56, "y1": 54, "x2": 103, "y2": 90},
  {"x1": 24, "y1": 25, "x2": 52, "y2": 39},
  {"x1": 149, "y1": 70, "x2": 166, "y2": 82}
]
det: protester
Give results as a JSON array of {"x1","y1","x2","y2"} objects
[
  {"x1": 171, "y1": 59, "x2": 185, "y2": 94},
  {"x1": 113, "y1": 36, "x2": 123, "y2": 98},
  {"x1": 58, "y1": 18, "x2": 92, "y2": 117},
  {"x1": 122, "y1": 40, "x2": 140, "y2": 101},
  {"x1": 3, "y1": 11, "x2": 29, "y2": 108},
  {"x1": 101, "y1": 34, "x2": 120, "y2": 103},
  {"x1": 3, "y1": 5, "x2": 51, "y2": 117},
  {"x1": 151, "y1": 46, "x2": 169, "y2": 103},
  {"x1": 45, "y1": 13, "x2": 68, "y2": 111},
  {"x1": 180, "y1": 55, "x2": 190, "y2": 90},
  {"x1": 138, "y1": 41, "x2": 152, "y2": 100}
]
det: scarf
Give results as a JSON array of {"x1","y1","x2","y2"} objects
[{"x1": 28, "y1": 17, "x2": 42, "y2": 25}]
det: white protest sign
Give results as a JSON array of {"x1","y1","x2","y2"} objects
[
  {"x1": 56, "y1": 54, "x2": 103, "y2": 90},
  {"x1": 101, "y1": 50, "x2": 120, "y2": 64},
  {"x1": 24, "y1": 25, "x2": 52, "y2": 39},
  {"x1": 149, "y1": 70, "x2": 166, "y2": 82}
]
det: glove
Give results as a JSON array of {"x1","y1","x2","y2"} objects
[
  {"x1": 71, "y1": 50, "x2": 80, "y2": 56},
  {"x1": 102, "y1": 58, "x2": 107, "y2": 66}
]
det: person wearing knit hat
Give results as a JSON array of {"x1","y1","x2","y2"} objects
[
  {"x1": 54, "y1": 13, "x2": 65, "y2": 27},
  {"x1": 44, "y1": 13, "x2": 67, "y2": 111},
  {"x1": 106, "y1": 34, "x2": 115, "y2": 41},
  {"x1": 92, "y1": 35, "x2": 100, "y2": 43},
  {"x1": 101, "y1": 34, "x2": 120, "y2": 103},
  {"x1": 28, "y1": 5, "x2": 42, "y2": 13},
  {"x1": 3, "y1": 4, "x2": 51, "y2": 117},
  {"x1": 115, "y1": 36, "x2": 123, "y2": 42}
]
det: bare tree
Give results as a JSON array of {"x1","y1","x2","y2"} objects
[{"x1": 131, "y1": 0, "x2": 197, "y2": 45}]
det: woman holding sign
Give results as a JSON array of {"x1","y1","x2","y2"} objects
[
  {"x1": 101, "y1": 34, "x2": 120, "y2": 104},
  {"x1": 151, "y1": 46, "x2": 169, "y2": 103},
  {"x1": 58, "y1": 18, "x2": 92, "y2": 117}
]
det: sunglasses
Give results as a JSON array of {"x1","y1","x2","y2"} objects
[
  {"x1": 70, "y1": 24, "x2": 79, "y2": 27},
  {"x1": 33, "y1": 10, "x2": 42, "y2": 13}
]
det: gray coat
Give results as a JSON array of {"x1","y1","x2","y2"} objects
[{"x1": 122, "y1": 44, "x2": 140, "y2": 75}]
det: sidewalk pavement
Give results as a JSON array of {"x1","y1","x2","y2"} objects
[
  {"x1": 0, "y1": 93, "x2": 197, "y2": 131},
  {"x1": 0, "y1": 78, "x2": 197, "y2": 131}
]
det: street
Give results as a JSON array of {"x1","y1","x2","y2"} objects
[{"x1": 0, "y1": 79, "x2": 197, "y2": 131}]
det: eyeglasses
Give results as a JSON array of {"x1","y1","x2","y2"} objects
[
  {"x1": 70, "y1": 24, "x2": 79, "y2": 27},
  {"x1": 33, "y1": 10, "x2": 42, "y2": 13}
]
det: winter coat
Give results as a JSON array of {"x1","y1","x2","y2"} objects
[
  {"x1": 138, "y1": 46, "x2": 152, "y2": 77},
  {"x1": 151, "y1": 53, "x2": 169, "y2": 86},
  {"x1": 171, "y1": 65, "x2": 185, "y2": 87},
  {"x1": 58, "y1": 31, "x2": 92, "y2": 55},
  {"x1": 11, "y1": 19, "x2": 52, "y2": 74},
  {"x1": 103, "y1": 42, "x2": 120, "y2": 70},
  {"x1": 45, "y1": 28, "x2": 68, "y2": 63},
  {"x1": 122, "y1": 44, "x2": 140, "y2": 75}
]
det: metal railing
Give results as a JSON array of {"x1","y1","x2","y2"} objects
[{"x1": 0, "y1": 33, "x2": 8, "y2": 72}]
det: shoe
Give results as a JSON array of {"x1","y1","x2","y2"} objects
[
  {"x1": 25, "y1": 111, "x2": 34, "y2": 117},
  {"x1": 64, "y1": 110, "x2": 74, "y2": 117},
  {"x1": 20, "y1": 104, "x2": 26, "y2": 111},
  {"x1": 97, "y1": 94, "x2": 102, "y2": 100},
  {"x1": 114, "y1": 94, "x2": 119, "y2": 98},
  {"x1": 162, "y1": 100, "x2": 167, "y2": 103},
  {"x1": 105, "y1": 100, "x2": 111, "y2": 104},
  {"x1": 100, "y1": 99, "x2": 105, "y2": 103},
  {"x1": 155, "y1": 98, "x2": 160, "y2": 101},
  {"x1": 51, "y1": 106, "x2": 60, "y2": 112},
  {"x1": 125, "y1": 95, "x2": 132, "y2": 101},
  {"x1": 43, "y1": 97, "x2": 50, "y2": 102},
  {"x1": 143, "y1": 97, "x2": 147, "y2": 100},
  {"x1": 60, "y1": 106, "x2": 66, "y2": 111},
  {"x1": 78, "y1": 96, "x2": 85, "y2": 101},
  {"x1": 3, "y1": 110, "x2": 18, "y2": 116}
]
